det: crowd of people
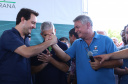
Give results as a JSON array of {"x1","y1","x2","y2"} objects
[{"x1": 0, "y1": 8, "x2": 128, "y2": 84}]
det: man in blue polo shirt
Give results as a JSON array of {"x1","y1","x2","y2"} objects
[
  {"x1": 51, "y1": 15, "x2": 123, "y2": 84},
  {"x1": 0, "y1": 8, "x2": 57, "y2": 84},
  {"x1": 31, "y1": 21, "x2": 70, "y2": 84}
]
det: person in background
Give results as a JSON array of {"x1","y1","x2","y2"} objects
[
  {"x1": 69, "y1": 28, "x2": 79, "y2": 45},
  {"x1": 0, "y1": 8, "x2": 57, "y2": 84},
  {"x1": 111, "y1": 37, "x2": 121, "y2": 84},
  {"x1": 111, "y1": 37, "x2": 120, "y2": 47},
  {"x1": 119, "y1": 26, "x2": 127, "y2": 48},
  {"x1": 96, "y1": 30, "x2": 107, "y2": 35},
  {"x1": 94, "y1": 25, "x2": 128, "y2": 63},
  {"x1": 31, "y1": 21, "x2": 70, "y2": 84},
  {"x1": 67, "y1": 28, "x2": 79, "y2": 84},
  {"x1": 59, "y1": 37, "x2": 70, "y2": 48},
  {"x1": 50, "y1": 15, "x2": 123, "y2": 84},
  {"x1": 97, "y1": 30, "x2": 119, "y2": 84},
  {"x1": 114, "y1": 25, "x2": 128, "y2": 84}
]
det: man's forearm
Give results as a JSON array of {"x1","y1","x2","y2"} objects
[
  {"x1": 114, "y1": 67, "x2": 128, "y2": 75},
  {"x1": 52, "y1": 44, "x2": 70, "y2": 61},
  {"x1": 31, "y1": 63, "x2": 48, "y2": 74},
  {"x1": 110, "y1": 49, "x2": 128, "y2": 59},
  {"x1": 25, "y1": 41, "x2": 53, "y2": 57},
  {"x1": 15, "y1": 40, "x2": 54, "y2": 58},
  {"x1": 101, "y1": 59, "x2": 123, "y2": 68},
  {"x1": 50, "y1": 57, "x2": 69, "y2": 72}
]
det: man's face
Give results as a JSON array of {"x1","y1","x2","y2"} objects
[
  {"x1": 121, "y1": 30, "x2": 126, "y2": 44},
  {"x1": 69, "y1": 34, "x2": 74, "y2": 45},
  {"x1": 23, "y1": 14, "x2": 37, "y2": 35},
  {"x1": 74, "y1": 21, "x2": 88, "y2": 39},
  {"x1": 125, "y1": 27, "x2": 128, "y2": 43},
  {"x1": 41, "y1": 28, "x2": 55, "y2": 39}
]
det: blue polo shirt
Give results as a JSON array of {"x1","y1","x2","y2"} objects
[
  {"x1": 0, "y1": 28, "x2": 32, "y2": 84},
  {"x1": 31, "y1": 40, "x2": 70, "y2": 84},
  {"x1": 65, "y1": 31, "x2": 118, "y2": 84}
]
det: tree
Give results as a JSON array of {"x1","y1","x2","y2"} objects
[{"x1": 107, "y1": 29, "x2": 122, "y2": 43}]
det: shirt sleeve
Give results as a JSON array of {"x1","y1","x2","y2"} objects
[
  {"x1": 65, "y1": 40, "x2": 78, "y2": 59},
  {"x1": 1, "y1": 30, "x2": 24, "y2": 52}
]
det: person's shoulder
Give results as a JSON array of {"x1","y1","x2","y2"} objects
[
  {"x1": 97, "y1": 34, "x2": 108, "y2": 38},
  {"x1": 70, "y1": 38, "x2": 82, "y2": 47},
  {"x1": 98, "y1": 34, "x2": 111, "y2": 40},
  {"x1": 3, "y1": 29, "x2": 12, "y2": 34},
  {"x1": 58, "y1": 40, "x2": 68, "y2": 49},
  {"x1": 1, "y1": 28, "x2": 20, "y2": 41},
  {"x1": 58, "y1": 40, "x2": 67, "y2": 46},
  {"x1": 1, "y1": 29, "x2": 13, "y2": 37},
  {"x1": 74, "y1": 38, "x2": 82, "y2": 42},
  {"x1": 120, "y1": 45, "x2": 128, "y2": 50},
  {"x1": 73, "y1": 38, "x2": 82, "y2": 43}
]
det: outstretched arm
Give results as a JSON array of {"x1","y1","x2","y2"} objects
[
  {"x1": 94, "y1": 49, "x2": 128, "y2": 63},
  {"x1": 52, "y1": 44, "x2": 71, "y2": 62},
  {"x1": 31, "y1": 63, "x2": 48, "y2": 74},
  {"x1": 114, "y1": 67, "x2": 128, "y2": 75},
  {"x1": 15, "y1": 35, "x2": 57, "y2": 58},
  {"x1": 90, "y1": 58, "x2": 123, "y2": 70}
]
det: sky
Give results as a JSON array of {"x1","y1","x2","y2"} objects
[{"x1": 86, "y1": 0, "x2": 128, "y2": 32}]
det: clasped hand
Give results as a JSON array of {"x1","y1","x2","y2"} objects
[
  {"x1": 89, "y1": 58, "x2": 101, "y2": 70},
  {"x1": 44, "y1": 33, "x2": 58, "y2": 45},
  {"x1": 38, "y1": 49, "x2": 53, "y2": 63}
]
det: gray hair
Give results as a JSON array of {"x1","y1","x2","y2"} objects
[
  {"x1": 73, "y1": 15, "x2": 93, "y2": 26},
  {"x1": 40, "y1": 21, "x2": 54, "y2": 31}
]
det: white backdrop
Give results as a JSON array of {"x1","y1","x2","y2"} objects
[{"x1": 0, "y1": 0, "x2": 83, "y2": 25}]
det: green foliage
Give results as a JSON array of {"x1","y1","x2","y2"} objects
[{"x1": 107, "y1": 29, "x2": 122, "y2": 43}]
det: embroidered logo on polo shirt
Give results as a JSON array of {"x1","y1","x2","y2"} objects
[
  {"x1": 94, "y1": 46, "x2": 97, "y2": 50},
  {"x1": 93, "y1": 46, "x2": 98, "y2": 54}
]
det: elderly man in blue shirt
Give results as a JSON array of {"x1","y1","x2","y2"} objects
[{"x1": 50, "y1": 15, "x2": 123, "y2": 84}]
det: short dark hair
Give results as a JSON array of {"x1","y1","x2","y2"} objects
[
  {"x1": 124, "y1": 24, "x2": 128, "y2": 31},
  {"x1": 59, "y1": 37, "x2": 69, "y2": 42},
  {"x1": 16, "y1": 8, "x2": 39, "y2": 25},
  {"x1": 69, "y1": 28, "x2": 79, "y2": 39}
]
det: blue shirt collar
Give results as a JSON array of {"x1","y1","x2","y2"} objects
[
  {"x1": 12, "y1": 27, "x2": 29, "y2": 39},
  {"x1": 94, "y1": 31, "x2": 100, "y2": 39},
  {"x1": 80, "y1": 31, "x2": 100, "y2": 41}
]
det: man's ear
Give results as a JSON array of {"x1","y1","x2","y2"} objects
[
  {"x1": 40, "y1": 32, "x2": 43, "y2": 36},
  {"x1": 72, "y1": 35, "x2": 75, "y2": 40},
  {"x1": 21, "y1": 17, "x2": 25, "y2": 23},
  {"x1": 86, "y1": 22, "x2": 91, "y2": 29},
  {"x1": 40, "y1": 33, "x2": 44, "y2": 38},
  {"x1": 54, "y1": 29, "x2": 56, "y2": 35},
  {"x1": 72, "y1": 35, "x2": 76, "y2": 40},
  {"x1": 55, "y1": 29, "x2": 56, "y2": 32}
]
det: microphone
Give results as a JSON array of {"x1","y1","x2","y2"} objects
[
  {"x1": 87, "y1": 51, "x2": 95, "y2": 62},
  {"x1": 88, "y1": 51, "x2": 97, "y2": 71}
]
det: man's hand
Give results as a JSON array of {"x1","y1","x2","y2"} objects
[
  {"x1": 94, "y1": 54, "x2": 111, "y2": 64},
  {"x1": 38, "y1": 53, "x2": 52, "y2": 63},
  {"x1": 44, "y1": 34, "x2": 58, "y2": 45},
  {"x1": 89, "y1": 59, "x2": 101, "y2": 70},
  {"x1": 124, "y1": 67, "x2": 128, "y2": 74}
]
